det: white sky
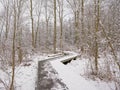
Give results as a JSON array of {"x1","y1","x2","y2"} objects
[{"x1": 0, "y1": 2, "x2": 4, "y2": 13}]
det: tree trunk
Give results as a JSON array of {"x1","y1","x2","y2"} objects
[
  {"x1": 30, "y1": 0, "x2": 35, "y2": 48},
  {"x1": 94, "y1": 0, "x2": 100, "y2": 74},
  {"x1": 35, "y1": 12, "x2": 40, "y2": 48},
  {"x1": 45, "y1": 1, "x2": 49, "y2": 49},
  {"x1": 5, "y1": 4, "x2": 9, "y2": 39},
  {"x1": 10, "y1": 0, "x2": 16, "y2": 89},
  {"x1": 54, "y1": 0, "x2": 57, "y2": 53},
  {"x1": 81, "y1": 0, "x2": 84, "y2": 51},
  {"x1": 58, "y1": 0, "x2": 63, "y2": 52}
]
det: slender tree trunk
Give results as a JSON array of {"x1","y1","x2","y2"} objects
[
  {"x1": 45, "y1": 1, "x2": 49, "y2": 49},
  {"x1": 46, "y1": 20, "x2": 49, "y2": 48},
  {"x1": 10, "y1": 0, "x2": 16, "y2": 89},
  {"x1": 94, "y1": 0, "x2": 100, "y2": 74},
  {"x1": 58, "y1": 0, "x2": 63, "y2": 52},
  {"x1": 35, "y1": 1, "x2": 43, "y2": 48},
  {"x1": 17, "y1": 0, "x2": 23, "y2": 64},
  {"x1": 35, "y1": 12, "x2": 40, "y2": 48},
  {"x1": 0, "y1": 22, "x2": 4, "y2": 42},
  {"x1": 30, "y1": 0, "x2": 35, "y2": 48},
  {"x1": 5, "y1": 4, "x2": 9, "y2": 39},
  {"x1": 59, "y1": 17, "x2": 63, "y2": 51},
  {"x1": 81, "y1": 0, "x2": 84, "y2": 52},
  {"x1": 18, "y1": 28, "x2": 22, "y2": 64},
  {"x1": 74, "y1": 11, "x2": 79, "y2": 48},
  {"x1": 54, "y1": 0, "x2": 57, "y2": 53},
  {"x1": 76, "y1": 11, "x2": 80, "y2": 48},
  {"x1": 81, "y1": 0, "x2": 84, "y2": 33}
]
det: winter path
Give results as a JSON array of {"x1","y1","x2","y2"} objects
[{"x1": 36, "y1": 51, "x2": 78, "y2": 90}]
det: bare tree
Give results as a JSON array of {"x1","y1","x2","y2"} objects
[
  {"x1": 16, "y1": 0, "x2": 25, "y2": 64},
  {"x1": 44, "y1": 0, "x2": 51, "y2": 49},
  {"x1": 57, "y1": 0, "x2": 64, "y2": 52},
  {"x1": 54, "y1": 0, "x2": 57, "y2": 53},
  {"x1": 81, "y1": 0, "x2": 85, "y2": 52},
  {"x1": 93, "y1": 0, "x2": 100, "y2": 74},
  {"x1": 0, "y1": 0, "x2": 11, "y2": 40},
  {"x1": 10, "y1": 0, "x2": 16, "y2": 89},
  {"x1": 5, "y1": 0, "x2": 9, "y2": 39},
  {"x1": 34, "y1": 0, "x2": 43, "y2": 48},
  {"x1": 66, "y1": 0, "x2": 81, "y2": 48},
  {"x1": 30, "y1": 0, "x2": 35, "y2": 48}
]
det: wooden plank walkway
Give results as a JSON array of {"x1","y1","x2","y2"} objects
[
  {"x1": 36, "y1": 61, "x2": 68, "y2": 90},
  {"x1": 36, "y1": 52, "x2": 78, "y2": 90}
]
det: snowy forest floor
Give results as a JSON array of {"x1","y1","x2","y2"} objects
[{"x1": 0, "y1": 51, "x2": 118, "y2": 90}]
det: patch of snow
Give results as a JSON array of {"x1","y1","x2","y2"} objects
[
  {"x1": 50, "y1": 57, "x2": 116, "y2": 90},
  {"x1": 0, "y1": 53, "x2": 49, "y2": 90},
  {"x1": 15, "y1": 54, "x2": 49, "y2": 90},
  {"x1": 0, "y1": 52, "x2": 118, "y2": 90}
]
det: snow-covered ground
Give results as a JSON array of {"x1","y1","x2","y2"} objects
[
  {"x1": 0, "y1": 52, "x2": 118, "y2": 90},
  {"x1": 51, "y1": 58, "x2": 116, "y2": 90},
  {"x1": 0, "y1": 53, "x2": 49, "y2": 90}
]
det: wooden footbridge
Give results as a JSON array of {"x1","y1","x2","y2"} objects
[{"x1": 36, "y1": 51, "x2": 78, "y2": 90}]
